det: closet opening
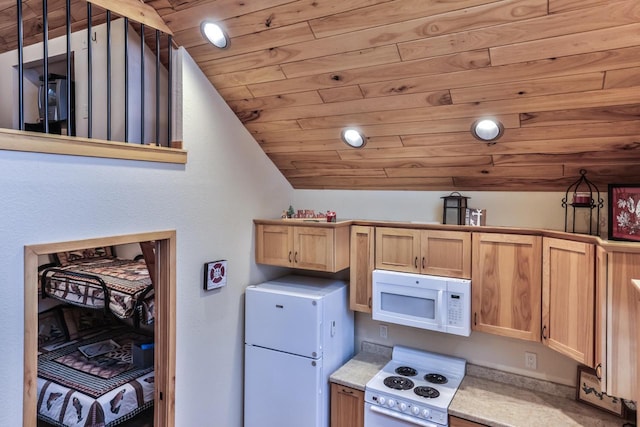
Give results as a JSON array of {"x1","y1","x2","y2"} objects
[{"x1": 24, "y1": 231, "x2": 176, "y2": 427}]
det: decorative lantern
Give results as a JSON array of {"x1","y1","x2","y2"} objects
[
  {"x1": 562, "y1": 169, "x2": 603, "y2": 236},
  {"x1": 441, "y1": 192, "x2": 470, "y2": 225}
]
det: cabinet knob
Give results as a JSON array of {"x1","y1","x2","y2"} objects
[
  {"x1": 595, "y1": 363, "x2": 602, "y2": 380},
  {"x1": 368, "y1": 297, "x2": 372, "y2": 308},
  {"x1": 341, "y1": 388, "x2": 354, "y2": 395},
  {"x1": 422, "y1": 256, "x2": 425, "y2": 269},
  {"x1": 542, "y1": 325, "x2": 547, "y2": 340},
  {"x1": 474, "y1": 312, "x2": 477, "y2": 326},
  {"x1": 288, "y1": 251, "x2": 292, "y2": 262},
  {"x1": 294, "y1": 252, "x2": 298, "y2": 263},
  {"x1": 414, "y1": 257, "x2": 418, "y2": 268}
]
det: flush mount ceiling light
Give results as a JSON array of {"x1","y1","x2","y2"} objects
[
  {"x1": 471, "y1": 118, "x2": 504, "y2": 142},
  {"x1": 341, "y1": 128, "x2": 366, "y2": 148},
  {"x1": 201, "y1": 21, "x2": 229, "y2": 49}
]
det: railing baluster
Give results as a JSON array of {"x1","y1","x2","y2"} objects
[
  {"x1": 87, "y1": 3, "x2": 92, "y2": 138},
  {"x1": 124, "y1": 17, "x2": 129, "y2": 143},
  {"x1": 155, "y1": 29, "x2": 160, "y2": 146},
  {"x1": 107, "y1": 10, "x2": 112, "y2": 141},
  {"x1": 43, "y1": 0, "x2": 49, "y2": 133},
  {"x1": 66, "y1": 0, "x2": 72, "y2": 136},
  {"x1": 140, "y1": 23, "x2": 145, "y2": 144},
  {"x1": 167, "y1": 35, "x2": 172, "y2": 147},
  {"x1": 17, "y1": 0, "x2": 24, "y2": 131}
]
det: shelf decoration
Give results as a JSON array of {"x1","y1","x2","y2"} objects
[
  {"x1": 562, "y1": 169, "x2": 603, "y2": 236},
  {"x1": 608, "y1": 183, "x2": 640, "y2": 242},
  {"x1": 441, "y1": 192, "x2": 469, "y2": 225}
]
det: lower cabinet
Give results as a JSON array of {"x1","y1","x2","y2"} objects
[
  {"x1": 449, "y1": 415, "x2": 487, "y2": 426},
  {"x1": 330, "y1": 383, "x2": 364, "y2": 427}
]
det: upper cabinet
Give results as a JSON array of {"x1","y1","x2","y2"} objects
[
  {"x1": 471, "y1": 233, "x2": 542, "y2": 342},
  {"x1": 350, "y1": 225, "x2": 374, "y2": 313},
  {"x1": 375, "y1": 228, "x2": 471, "y2": 278},
  {"x1": 254, "y1": 221, "x2": 350, "y2": 273},
  {"x1": 603, "y1": 249, "x2": 640, "y2": 399},
  {"x1": 542, "y1": 238, "x2": 595, "y2": 366}
]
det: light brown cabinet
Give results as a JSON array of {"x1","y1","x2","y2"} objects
[
  {"x1": 330, "y1": 383, "x2": 364, "y2": 427},
  {"x1": 375, "y1": 228, "x2": 471, "y2": 278},
  {"x1": 255, "y1": 222, "x2": 350, "y2": 272},
  {"x1": 471, "y1": 233, "x2": 542, "y2": 341},
  {"x1": 542, "y1": 238, "x2": 595, "y2": 366},
  {"x1": 601, "y1": 250, "x2": 640, "y2": 399},
  {"x1": 350, "y1": 225, "x2": 374, "y2": 313},
  {"x1": 449, "y1": 416, "x2": 487, "y2": 427}
]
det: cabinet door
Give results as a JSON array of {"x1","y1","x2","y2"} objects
[
  {"x1": 421, "y1": 230, "x2": 471, "y2": 278},
  {"x1": 542, "y1": 238, "x2": 594, "y2": 366},
  {"x1": 375, "y1": 228, "x2": 420, "y2": 273},
  {"x1": 449, "y1": 416, "x2": 487, "y2": 427},
  {"x1": 293, "y1": 226, "x2": 334, "y2": 271},
  {"x1": 605, "y1": 251, "x2": 640, "y2": 399},
  {"x1": 594, "y1": 245, "x2": 607, "y2": 390},
  {"x1": 350, "y1": 226, "x2": 374, "y2": 313},
  {"x1": 472, "y1": 233, "x2": 541, "y2": 341},
  {"x1": 330, "y1": 383, "x2": 364, "y2": 427},
  {"x1": 255, "y1": 224, "x2": 293, "y2": 267}
]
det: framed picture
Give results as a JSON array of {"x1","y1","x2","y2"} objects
[
  {"x1": 203, "y1": 260, "x2": 227, "y2": 291},
  {"x1": 608, "y1": 184, "x2": 640, "y2": 242},
  {"x1": 576, "y1": 366, "x2": 625, "y2": 417}
]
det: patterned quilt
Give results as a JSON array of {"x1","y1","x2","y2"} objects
[
  {"x1": 38, "y1": 329, "x2": 154, "y2": 427},
  {"x1": 41, "y1": 258, "x2": 154, "y2": 323}
]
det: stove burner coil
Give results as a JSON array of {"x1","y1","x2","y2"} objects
[
  {"x1": 395, "y1": 366, "x2": 418, "y2": 377},
  {"x1": 414, "y1": 386, "x2": 440, "y2": 399},
  {"x1": 383, "y1": 376, "x2": 415, "y2": 390},
  {"x1": 424, "y1": 373, "x2": 448, "y2": 384}
]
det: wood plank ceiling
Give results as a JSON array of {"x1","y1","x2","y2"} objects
[{"x1": 2, "y1": 0, "x2": 640, "y2": 190}]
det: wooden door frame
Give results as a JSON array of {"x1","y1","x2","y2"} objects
[{"x1": 23, "y1": 231, "x2": 176, "y2": 426}]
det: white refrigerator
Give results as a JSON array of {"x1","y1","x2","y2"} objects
[{"x1": 244, "y1": 275, "x2": 355, "y2": 427}]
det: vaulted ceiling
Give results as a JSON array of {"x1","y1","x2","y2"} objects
[{"x1": 2, "y1": 0, "x2": 640, "y2": 191}]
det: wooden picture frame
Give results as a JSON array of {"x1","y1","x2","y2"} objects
[
  {"x1": 608, "y1": 184, "x2": 640, "y2": 242},
  {"x1": 576, "y1": 365, "x2": 625, "y2": 417}
]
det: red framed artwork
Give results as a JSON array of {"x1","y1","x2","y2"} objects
[{"x1": 608, "y1": 184, "x2": 640, "y2": 242}]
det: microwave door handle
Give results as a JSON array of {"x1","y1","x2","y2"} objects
[{"x1": 437, "y1": 290, "x2": 445, "y2": 328}]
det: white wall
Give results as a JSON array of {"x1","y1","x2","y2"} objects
[
  {"x1": 0, "y1": 47, "x2": 292, "y2": 427},
  {"x1": 291, "y1": 190, "x2": 589, "y2": 386}
]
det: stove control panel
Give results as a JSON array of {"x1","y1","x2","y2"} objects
[{"x1": 366, "y1": 391, "x2": 447, "y2": 425}]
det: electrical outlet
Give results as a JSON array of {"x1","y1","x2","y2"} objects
[
  {"x1": 525, "y1": 351, "x2": 537, "y2": 370},
  {"x1": 379, "y1": 324, "x2": 388, "y2": 339}
]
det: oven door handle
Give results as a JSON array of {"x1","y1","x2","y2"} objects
[{"x1": 369, "y1": 405, "x2": 439, "y2": 427}]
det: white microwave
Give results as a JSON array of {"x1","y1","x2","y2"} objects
[{"x1": 372, "y1": 269, "x2": 471, "y2": 337}]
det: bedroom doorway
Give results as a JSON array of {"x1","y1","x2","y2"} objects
[{"x1": 24, "y1": 231, "x2": 176, "y2": 427}]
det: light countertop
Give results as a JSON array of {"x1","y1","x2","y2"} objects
[{"x1": 330, "y1": 344, "x2": 632, "y2": 427}]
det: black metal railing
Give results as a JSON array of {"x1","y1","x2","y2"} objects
[{"x1": 15, "y1": 0, "x2": 174, "y2": 147}]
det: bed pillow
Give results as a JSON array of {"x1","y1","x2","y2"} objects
[
  {"x1": 55, "y1": 246, "x2": 113, "y2": 266},
  {"x1": 61, "y1": 306, "x2": 113, "y2": 340},
  {"x1": 38, "y1": 307, "x2": 69, "y2": 348}
]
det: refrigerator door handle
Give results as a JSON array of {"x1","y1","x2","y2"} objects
[{"x1": 331, "y1": 320, "x2": 336, "y2": 337}]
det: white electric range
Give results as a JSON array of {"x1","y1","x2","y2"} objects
[{"x1": 364, "y1": 346, "x2": 466, "y2": 427}]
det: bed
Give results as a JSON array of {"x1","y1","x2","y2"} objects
[
  {"x1": 40, "y1": 246, "x2": 155, "y2": 326},
  {"x1": 37, "y1": 309, "x2": 154, "y2": 427}
]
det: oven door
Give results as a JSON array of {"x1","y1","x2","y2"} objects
[
  {"x1": 365, "y1": 403, "x2": 441, "y2": 427},
  {"x1": 372, "y1": 275, "x2": 447, "y2": 333}
]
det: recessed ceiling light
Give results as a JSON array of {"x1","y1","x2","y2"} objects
[
  {"x1": 341, "y1": 128, "x2": 366, "y2": 148},
  {"x1": 201, "y1": 21, "x2": 229, "y2": 49},
  {"x1": 471, "y1": 118, "x2": 504, "y2": 142}
]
